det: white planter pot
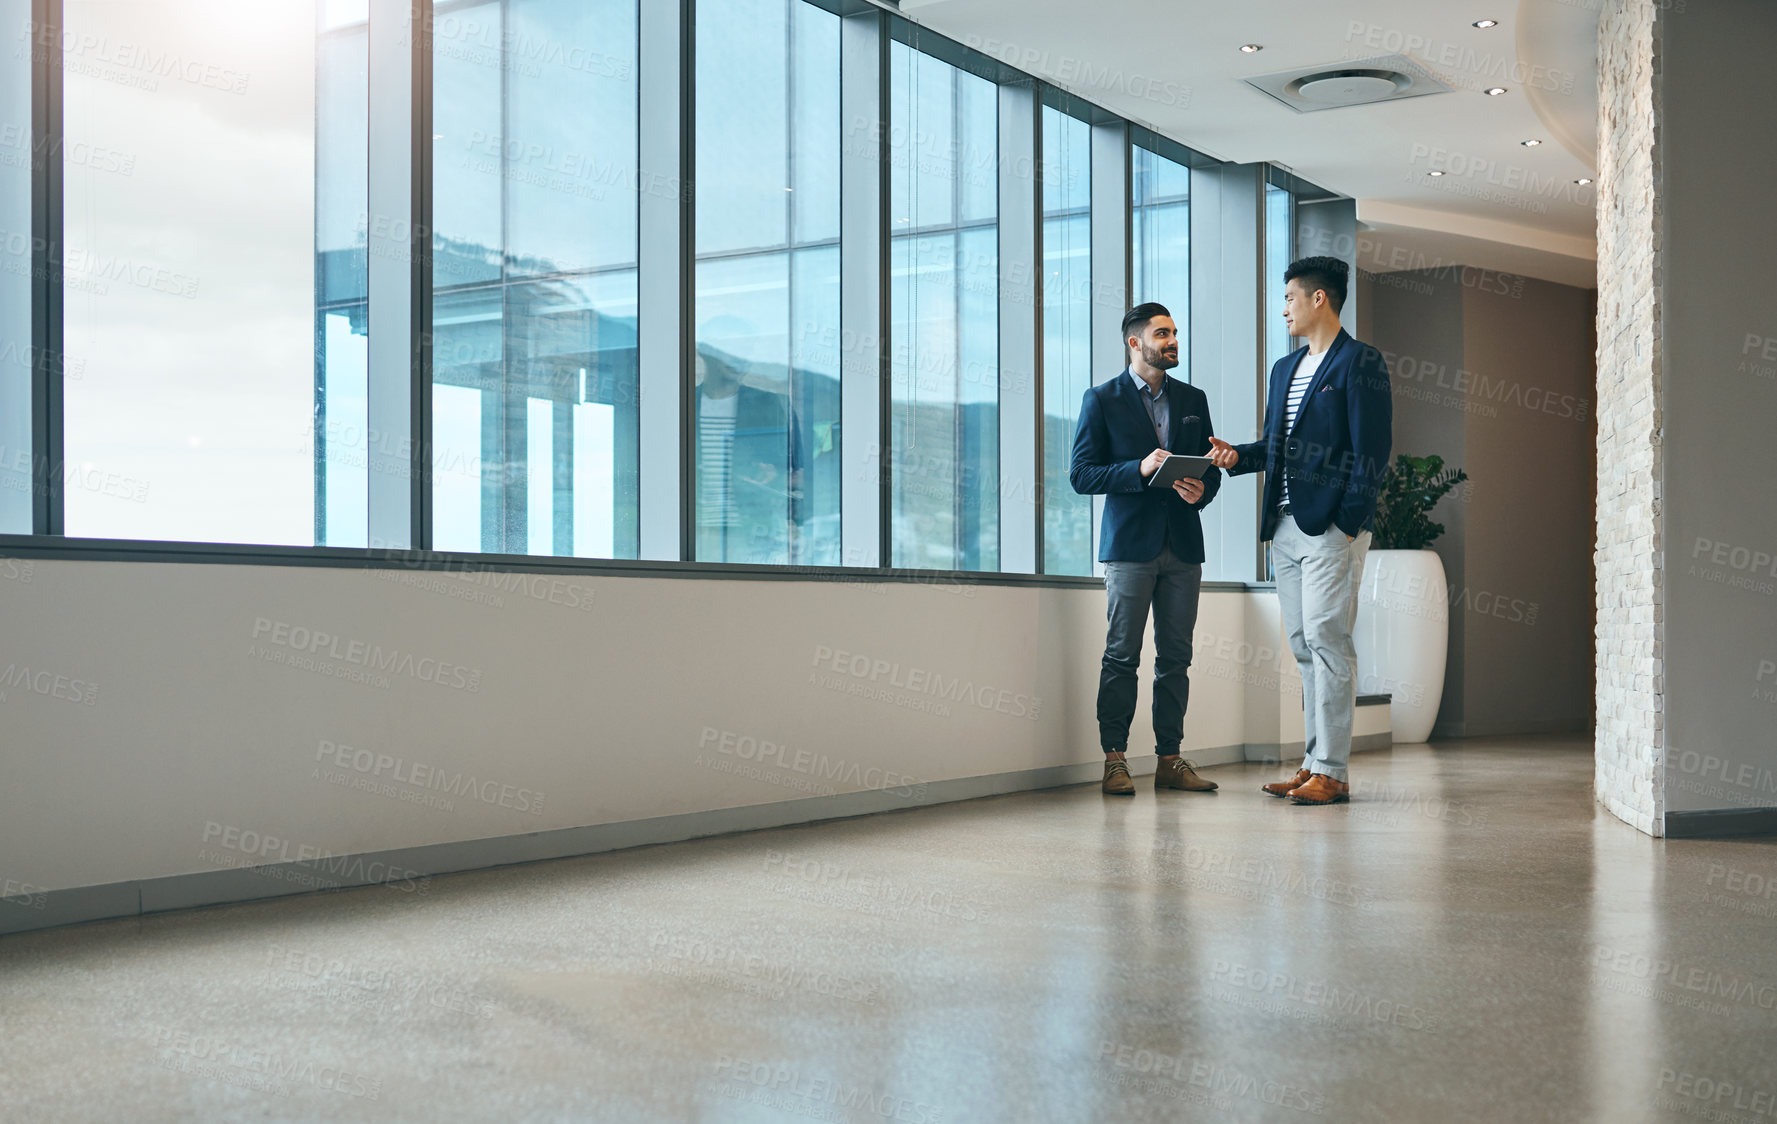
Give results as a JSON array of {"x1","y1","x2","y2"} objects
[{"x1": 1352, "y1": 549, "x2": 1448, "y2": 744}]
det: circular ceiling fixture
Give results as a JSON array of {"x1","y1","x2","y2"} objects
[
  {"x1": 1290, "y1": 69, "x2": 1413, "y2": 108},
  {"x1": 1484, "y1": 86, "x2": 1508, "y2": 96},
  {"x1": 1473, "y1": 19, "x2": 1499, "y2": 29}
]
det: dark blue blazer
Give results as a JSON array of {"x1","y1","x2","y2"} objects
[
  {"x1": 1230, "y1": 329, "x2": 1392, "y2": 542},
  {"x1": 1068, "y1": 371, "x2": 1221, "y2": 563}
]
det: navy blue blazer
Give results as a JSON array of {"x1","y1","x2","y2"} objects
[
  {"x1": 1230, "y1": 329, "x2": 1393, "y2": 542},
  {"x1": 1068, "y1": 371, "x2": 1221, "y2": 563}
]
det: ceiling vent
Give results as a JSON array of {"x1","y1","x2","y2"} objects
[{"x1": 1243, "y1": 54, "x2": 1452, "y2": 113}]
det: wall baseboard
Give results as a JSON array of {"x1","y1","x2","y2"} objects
[
  {"x1": 1664, "y1": 807, "x2": 1777, "y2": 839},
  {"x1": 2, "y1": 742, "x2": 1260, "y2": 938}
]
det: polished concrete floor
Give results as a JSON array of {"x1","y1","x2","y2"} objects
[{"x1": 4, "y1": 737, "x2": 1775, "y2": 1123}]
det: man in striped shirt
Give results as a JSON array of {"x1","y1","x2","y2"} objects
[{"x1": 1207, "y1": 257, "x2": 1393, "y2": 806}]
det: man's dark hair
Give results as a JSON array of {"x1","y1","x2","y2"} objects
[
  {"x1": 1121, "y1": 302, "x2": 1172, "y2": 343},
  {"x1": 1284, "y1": 256, "x2": 1349, "y2": 313}
]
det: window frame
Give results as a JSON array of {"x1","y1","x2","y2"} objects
[{"x1": 0, "y1": 0, "x2": 1337, "y2": 594}]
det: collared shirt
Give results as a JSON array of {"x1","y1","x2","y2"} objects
[{"x1": 1126, "y1": 368, "x2": 1170, "y2": 446}]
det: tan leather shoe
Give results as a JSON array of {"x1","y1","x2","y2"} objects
[
  {"x1": 1102, "y1": 759, "x2": 1135, "y2": 795},
  {"x1": 1156, "y1": 755, "x2": 1217, "y2": 791},
  {"x1": 1288, "y1": 773, "x2": 1350, "y2": 805},
  {"x1": 1262, "y1": 769, "x2": 1312, "y2": 798}
]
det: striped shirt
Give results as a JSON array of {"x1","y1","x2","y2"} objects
[{"x1": 1280, "y1": 348, "x2": 1327, "y2": 505}]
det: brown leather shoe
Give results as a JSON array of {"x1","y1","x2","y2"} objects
[
  {"x1": 1262, "y1": 769, "x2": 1312, "y2": 798},
  {"x1": 1102, "y1": 759, "x2": 1135, "y2": 795},
  {"x1": 1288, "y1": 773, "x2": 1350, "y2": 805},
  {"x1": 1156, "y1": 755, "x2": 1217, "y2": 791}
]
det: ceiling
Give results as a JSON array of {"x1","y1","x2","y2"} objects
[{"x1": 890, "y1": 0, "x2": 1601, "y2": 288}]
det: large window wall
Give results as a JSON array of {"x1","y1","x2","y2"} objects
[{"x1": 3, "y1": 0, "x2": 1327, "y2": 586}]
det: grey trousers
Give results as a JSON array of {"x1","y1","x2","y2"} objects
[
  {"x1": 1272, "y1": 514, "x2": 1371, "y2": 782},
  {"x1": 1099, "y1": 546, "x2": 1202, "y2": 754}
]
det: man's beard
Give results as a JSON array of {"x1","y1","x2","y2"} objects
[{"x1": 1141, "y1": 343, "x2": 1179, "y2": 371}]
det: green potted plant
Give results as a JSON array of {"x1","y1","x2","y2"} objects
[{"x1": 1353, "y1": 454, "x2": 1469, "y2": 744}]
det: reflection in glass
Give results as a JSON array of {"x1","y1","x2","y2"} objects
[
  {"x1": 693, "y1": 0, "x2": 840, "y2": 566},
  {"x1": 1042, "y1": 107, "x2": 1092, "y2": 575},
  {"x1": 888, "y1": 43, "x2": 999, "y2": 572},
  {"x1": 430, "y1": 0, "x2": 640, "y2": 556}
]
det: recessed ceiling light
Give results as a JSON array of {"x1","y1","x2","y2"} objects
[
  {"x1": 1428, "y1": 170, "x2": 1445, "y2": 177},
  {"x1": 1521, "y1": 138, "x2": 1542, "y2": 147},
  {"x1": 1473, "y1": 19, "x2": 1499, "y2": 29},
  {"x1": 1240, "y1": 43, "x2": 1263, "y2": 53},
  {"x1": 1575, "y1": 177, "x2": 1593, "y2": 185},
  {"x1": 1484, "y1": 87, "x2": 1508, "y2": 96}
]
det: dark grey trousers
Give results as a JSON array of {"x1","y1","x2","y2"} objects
[{"x1": 1098, "y1": 545, "x2": 1202, "y2": 754}]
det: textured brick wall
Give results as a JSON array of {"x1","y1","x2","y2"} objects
[{"x1": 1594, "y1": 0, "x2": 1664, "y2": 835}]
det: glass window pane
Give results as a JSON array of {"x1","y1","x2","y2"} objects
[
  {"x1": 432, "y1": 0, "x2": 503, "y2": 288},
  {"x1": 1131, "y1": 145, "x2": 1189, "y2": 363},
  {"x1": 315, "y1": 7, "x2": 369, "y2": 546},
  {"x1": 0, "y1": 0, "x2": 33, "y2": 531},
  {"x1": 889, "y1": 43, "x2": 998, "y2": 572},
  {"x1": 1266, "y1": 182, "x2": 1295, "y2": 367},
  {"x1": 693, "y1": 0, "x2": 839, "y2": 567},
  {"x1": 506, "y1": 0, "x2": 638, "y2": 275},
  {"x1": 62, "y1": 0, "x2": 334, "y2": 544},
  {"x1": 695, "y1": 0, "x2": 787, "y2": 256},
  {"x1": 431, "y1": 0, "x2": 640, "y2": 557},
  {"x1": 1042, "y1": 108, "x2": 1091, "y2": 576}
]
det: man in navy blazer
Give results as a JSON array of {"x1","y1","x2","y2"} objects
[
  {"x1": 1070, "y1": 303, "x2": 1222, "y2": 797},
  {"x1": 1207, "y1": 257, "x2": 1393, "y2": 806}
]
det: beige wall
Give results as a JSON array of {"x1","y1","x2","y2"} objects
[{"x1": 0, "y1": 558, "x2": 1311, "y2": 895}]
